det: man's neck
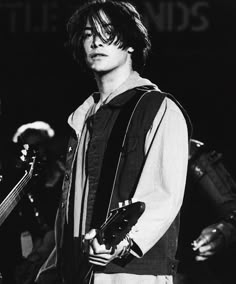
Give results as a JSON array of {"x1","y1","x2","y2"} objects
[{"x1": 94, "y1": 66, "x2": 133, "y2": 103}]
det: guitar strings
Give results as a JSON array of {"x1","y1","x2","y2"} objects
[
  {"x1": 0, "y1": 172, "x2": 30, "y2": 217},
  {"x1": 0, "y1": 175, "x2": 30, "y2": 223},
  {"x1": 0, "y1": 171, "x2": 32, "y2": 226}
]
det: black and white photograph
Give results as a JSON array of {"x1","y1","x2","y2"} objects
[{"x1": 0, "y1": 1, "x2": 236, "y2": 283}]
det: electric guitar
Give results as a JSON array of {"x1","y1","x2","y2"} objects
[
  {"x1": 0, "y1": 145, "x2": 39, "y2": 227},
  {"x1": 79, "y1": 201, "x2": 146, "y2": 283}
]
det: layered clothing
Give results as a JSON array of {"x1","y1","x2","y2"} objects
[{"x1": 36, "y1": 71, "x2": 190, "y2": 283}]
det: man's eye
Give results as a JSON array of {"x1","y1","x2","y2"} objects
[{"x1": 83, "y1": 33, "x2": 92, "y2": 39}]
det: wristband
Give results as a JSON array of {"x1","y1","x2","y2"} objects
[{"x1": 117, "y1": 234, "x2": 133, "y2": 259}]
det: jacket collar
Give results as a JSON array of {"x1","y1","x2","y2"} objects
[
  {"x1": 68, "y1": 71, "x2": 160, "y2": 134},
  {"x1": 92, "y1": 71, "x2": 159, "y2": 106}
]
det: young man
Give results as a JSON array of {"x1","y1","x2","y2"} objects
[{"x1": 36, "y1": 1, "x2": 190, "y2": 283}]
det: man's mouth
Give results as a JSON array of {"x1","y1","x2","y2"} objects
[{"x1": 90, "y1": 53, "x2": 107, "y2": 58}]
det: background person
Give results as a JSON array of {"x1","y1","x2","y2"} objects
[
  {"x1": 11, "y1": 121, "x2": 65, "y2": 284},
  {"x1": 175, "y1": 139, "x2": 236, "y2": 284}
]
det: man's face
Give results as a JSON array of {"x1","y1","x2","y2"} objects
[{"x1": 82, "y1": 12, "x2": 132, "y2": 74}]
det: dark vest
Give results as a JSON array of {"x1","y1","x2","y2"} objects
[
  {"x1": 59, "y1": 86, "x2": 191, "y2": 282},
  {"x1": 84, "y1": 87, "x2": 181, "y2": 275}
]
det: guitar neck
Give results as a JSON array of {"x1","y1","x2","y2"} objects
[{"x1": 0, "y1": 170, "x2": 32, "y2": 226}]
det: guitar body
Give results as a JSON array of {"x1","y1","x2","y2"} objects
[{"x1": 78, "y1": 201, "x2": 145, "y2": 284}]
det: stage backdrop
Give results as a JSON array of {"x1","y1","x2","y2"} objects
[{"x1": 0, "y1": 0, "x2": 235, "y2": 173}]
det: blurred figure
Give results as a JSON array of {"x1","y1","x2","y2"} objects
[
  {"x1": 175, "y1": 139, "x2": 236, "y2": 284},
  {"x1": 10, "y1": 121, "x2": 65, "y2": 284}
]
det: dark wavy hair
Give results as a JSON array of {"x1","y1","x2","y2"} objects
[{"x1": 66, "y1": 0, "x2": 151, "y2": 72}]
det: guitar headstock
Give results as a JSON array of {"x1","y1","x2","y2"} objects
[
  {"x1": 97, "y1": 201, "x2": 145, "y2": 249},
  {"x1": 18, "y1": 144, "x2": 41, "y2": 178}
]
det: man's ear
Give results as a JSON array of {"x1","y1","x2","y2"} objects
[{"x1": 127, "y1": 47, "x2": 134, "y2": 54}]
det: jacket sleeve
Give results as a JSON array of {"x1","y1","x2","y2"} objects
[{"x1": 130, "y1": 97, "x2": 189, "y2": 257}]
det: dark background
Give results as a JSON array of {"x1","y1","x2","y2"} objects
[
  {"x1": 0, "y1": 0, "x2": 236, "y2": 172},
  {"x1": 0, "y1": 1, "x2": 236, "y2": 283}
]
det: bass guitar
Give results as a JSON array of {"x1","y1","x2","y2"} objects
[{"x1": 0, "y1": 144, "x2": 39, "y2": 227}]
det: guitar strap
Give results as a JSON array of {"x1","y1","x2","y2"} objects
[{"x1": 91, "y1": 87, "x2": 166, "y2": 228}]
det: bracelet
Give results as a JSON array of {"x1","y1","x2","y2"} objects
[{"x1": 117, "y1": 234, "x2": 133, "y2": 259}]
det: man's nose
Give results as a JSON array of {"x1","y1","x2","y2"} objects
[{"x1": 91, "y1": 35, "x2": 103, "y2": 48}]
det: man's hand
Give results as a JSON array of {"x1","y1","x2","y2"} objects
[
  {"x1": 84, "y1": 229, "x2": 130, "y2": 266},
  {"x1": 192, "y1": 223, "x2": 225, "y2": 261}
]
